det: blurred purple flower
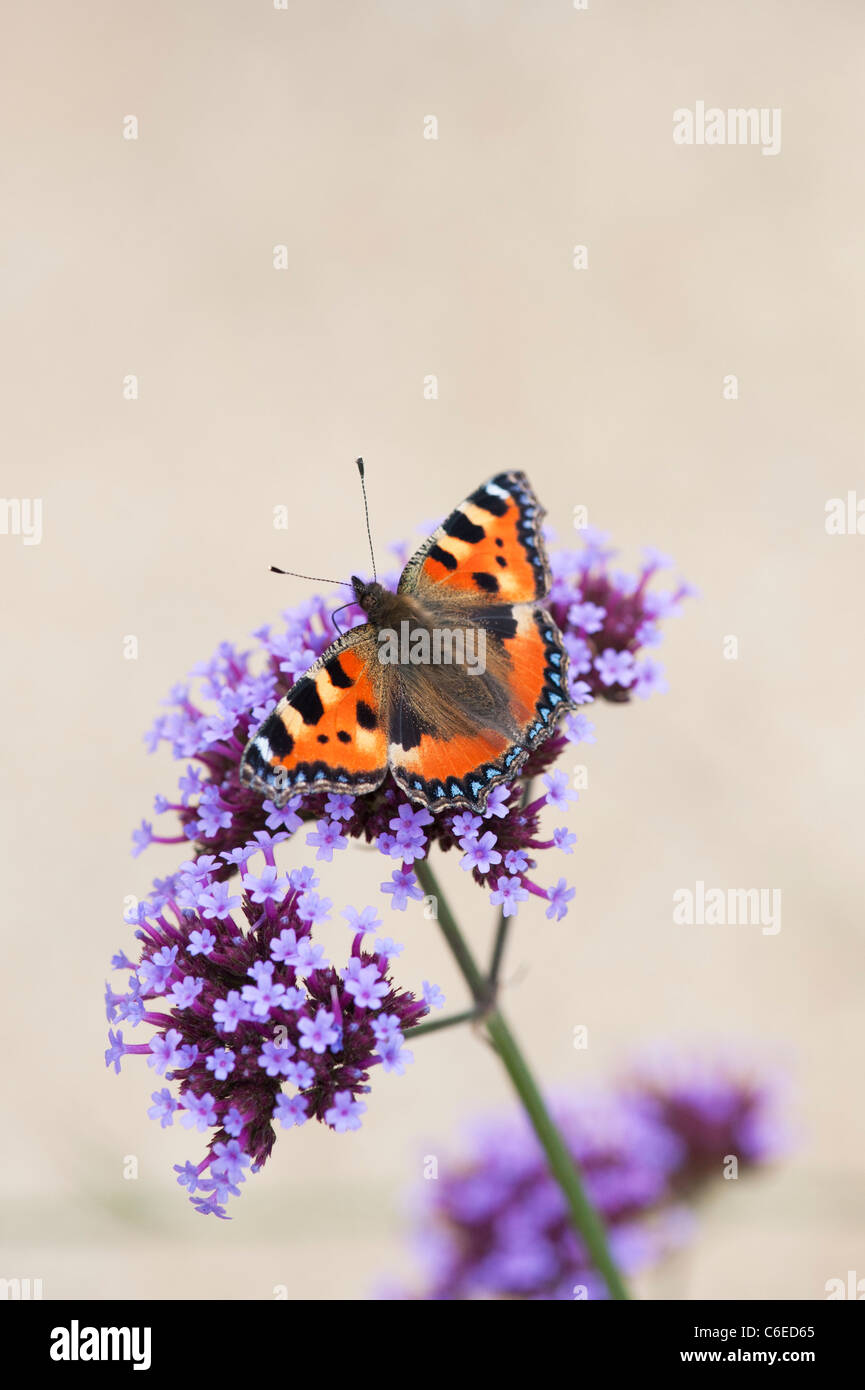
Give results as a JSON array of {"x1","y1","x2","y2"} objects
[{"x1": 397, "y1": 1047, "x2": 790, "y2": 1300}]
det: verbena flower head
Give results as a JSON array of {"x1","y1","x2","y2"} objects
[
  {"x1": 113, "y1": 517, "x2": 692, "y2": 1217},
  {"x1": 106, "y1": 838, "x2": 429, "y2": 1217},
  {"x1": 136, "y1": 526, "x2": 692, "y2": 924},
  {"x1": 621, "y1": 1042, "x2": 794, "y2": 1187},
  {"x1": 399, "y1": 1046, "x2": 789, "y2": 1300}
]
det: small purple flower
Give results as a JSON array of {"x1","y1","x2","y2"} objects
[
  {"x1": 374, "y1": 935, "x2": 403, "y2": 957},
  {"x1": 594, "y1": 648, "x2": 637, "y2": 688},
  {"x1": 381, "y1": 867, "x2": 424, "y2": 911},
  {"x1": 545, "y1": 879, "x2": 575, "y2": 922},
  {"x1": 148, "y1": 1029, "x2": 185, "y2": 1075},
  {"x1": 131, "y1": 820, "x2": 153, "y2": 857},
  {"x1": 567, "y1": 600, "x2": 606, "y2": 634},
  {"x1": 489, "y1": 876, "x2": 530, "y2": 918},
  {"x1": 460, "y1": 831, "x2": 503, "y2": 875},
  {"x1": 633, "y1": 660, "x2": 669, "y2": 700},
  {"x1": 423, "y1": 981, "x2": 446, "y2": 1011},
  {"x1": 563, "y1": 713, "x2": 596, "y2": 746},
  {"x1": 482, "y1": 786, "x2": 511, "y2": 820},
  {"x1": 188, "y1": 927, "x2": 217, "y2": 956},
  {"x1": 148, "y1": 1089, "x2": 179, "y2": 1128},
  {"x1": 379, "y1": 1036, "x2": 414, "y2": 1075},
  {"x1": 325, "y1": 1091, "x2": 367, "y2": 1133},
  {"x1": 224, "y1": 1107, "x2": 245, "y2": 1137},
  {"x1": 306, "y1": 818, "x2": 349, "y2": 862},
  {"x1": 542, "y1": 770, "x2": 578, "y2": 810},
  {"x1": 274, "y1": 1092, "x2": 309, "y2": 1129},
  {"x1": 169, "y1": 975, "x2": 205, "y2": 1009},
  {"x1": 263, "y1": 796, "x2": 303, "y2": 832},
  {"x1": 205, "y1": 1048, "x2": 236, "y2": 1081},
  {"x1": 388, "y1": 804, "x2": 433, "y2": 862},
  {"x1": 258, "y1": 1039, "x2": 298, "y2": 1077},
  {"x1": 105, "y1": 1029, "x2": 126, "y2": 1074},
  {"x1": 195, "y1": 788, "x2": 234, "y2": 838},
  {"x1": 241, "y1": 864, "x2": 290, "y2": 904},
  {"x1": 298, "y1": 1007, "x2": 341, "y2": 1054},
  {"x1": 283, "y1": 1058, "x2": 315, "y2": 1089},
  {"x1": 241, "y1": 961, "x2": 287, "y2": 1017},
  {"x1": 344, "y1": 962, "x2": 390, "y2": 1010},
  {"x1": 212, "y1": 991, "x2": 249, "y2": 1033},
  {"x1": 181, "y1": 1091, "x2": 218, "y2": 1132},
  {"x1": 342, "y1": 905, "x2": 383, "y2": 935},
  {"x1": 197, "y1": 880, "x2": 241, "y2": 920},
  {"x1": 452, "y1": 812, "x2": 483, "y2": 840},
  {"x1": 295, "y1": 891, "x2": 332, "y2": 928},
  {"x1": 174, "y1": 1161, "x2": 200, "y2": 1193},
  {"x1": 211, "y1": 1139, "x2": 250, "y2": 1187}
]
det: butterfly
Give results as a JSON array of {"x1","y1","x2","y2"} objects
[{"x1": 240, "y1": 470, "x2": 576, "y2": 813}]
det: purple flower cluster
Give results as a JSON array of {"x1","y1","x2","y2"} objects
[
  {"x1": 106, "y1": 835, "x2": 432, "y2": 1217},
  {"x1": 135, "y1": 527, "x2": 692, "y2": 924},
  {"x1": 622, "y1": 1044, "x2": 793, "y2": 1191},
  {"x1": 403, "y1": 1049, "x2": 788, "y2": 1300},
  {"x1": 111, "y1": 520, "x2": 693, "y2": 1218}
]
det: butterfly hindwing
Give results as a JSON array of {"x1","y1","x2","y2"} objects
[
  {"x1": 398, "y1": 471, "x2": 549, "y2": 606},
  {"x1": 388, "y1": 604, "x2": 573, "y2": 812},
  {"x1": 240, "y1": 625, "x2": 389, "y2": 804}
]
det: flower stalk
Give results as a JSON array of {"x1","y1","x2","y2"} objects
[{"x1": 414, "y1": 855, "x2": 630, "y2": 1302}]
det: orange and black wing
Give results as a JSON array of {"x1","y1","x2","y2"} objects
[
  {"x1": 398, "y1": 472, "x2": 550, "y2": 606},
  {"x1": 240, "y1": 625, "x2": 389, "y2": 805},
  {"x1": 389, "y1": 606, "x2": 574, "y2": 812}
]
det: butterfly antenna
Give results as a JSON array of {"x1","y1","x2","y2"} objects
[
  {"x1": 270, "y1": 566, "x2": 353, "y2": 587},
  {"x1": 356, "y1": 457, "x2": 377, "y2": 582}
]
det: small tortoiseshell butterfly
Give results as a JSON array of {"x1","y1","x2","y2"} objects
[{"x1": 240, "y1": 468, "x2": 576, "y2": 813}]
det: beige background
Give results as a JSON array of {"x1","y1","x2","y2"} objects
[{"x1": 2, "y1": 0, "x2": 863, "y2": 1300}]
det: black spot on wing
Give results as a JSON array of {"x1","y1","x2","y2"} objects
[
  {"x1": 243, "y1": 740, "x2": 268, "y2": 775},
  {"x1": 356, "y1": 699, "x2": 378, "y2": 730},
  {"x1": 428, "y1": 543, "x2": 458, "y2": 571},
  {"x1": 324, "y1": 656, "x2": 353, "y2": 689},
  {"x1": 337, "y1": 730, "x2": 351, "y2": 744},
  {"x1": 443, "y1": 510, "x2": 485, "y2": 545},
  {"x1": 472, "y1": 571, "x2": 499, "y2": 594},
  {"x1": 392, "y1": 699, "x2": 424, "y2": 752},
  {"x1": 473, "y1": 605, "x2": 518, "y2": 641},
  {"x1": 496, "y1": 555, "x2": 507, "y2": 568},
  {"x1": 264, "y1": 717, "x2": 295, "y2": 758},
  {"x1": 289, "y1": 677, "x2": 324, "y2": 726},
  {"x1": 468, "y1": 483, "x2": 509, "y2": 518}
]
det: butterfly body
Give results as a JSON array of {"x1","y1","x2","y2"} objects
[{"x1": 241, "y1": 472, "x2": 576, "y2": 813}]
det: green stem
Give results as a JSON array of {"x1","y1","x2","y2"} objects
[
  {"x1": 409, "y1": 1006, "x2": 484, "y2": 1038},
  {"x1": 415, "y1": 855, "x2": 630, "y2": 1301}
]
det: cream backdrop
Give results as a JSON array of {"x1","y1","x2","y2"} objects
[{"x1": 2, "y1": 1, "x2": 863, "y2": 1299}]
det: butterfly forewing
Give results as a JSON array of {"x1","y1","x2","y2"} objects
[
  {"x1": 398, "y1": 471, "x2": 550, "y2": 605},
  {"x1": 240, "y1": 625, "x2": 389, "y2": 805}
]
